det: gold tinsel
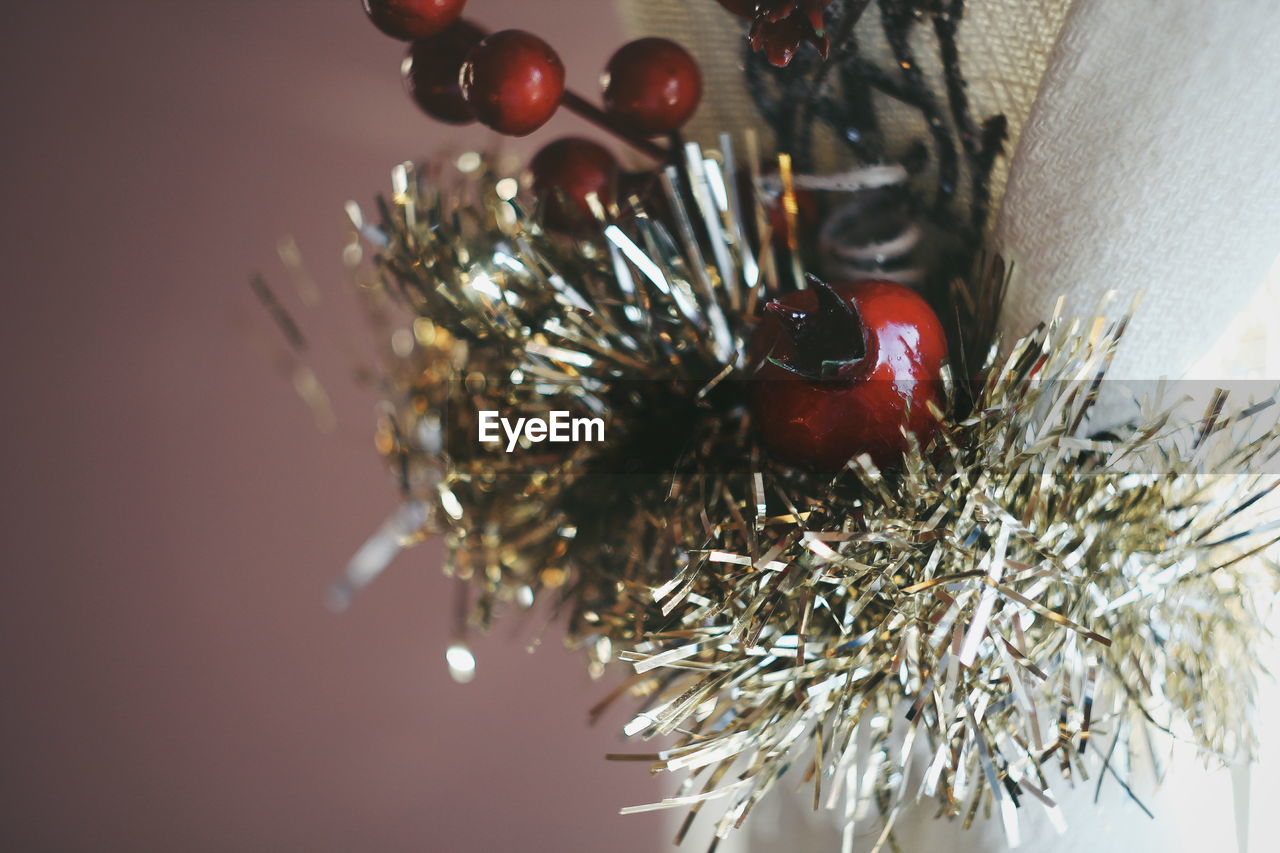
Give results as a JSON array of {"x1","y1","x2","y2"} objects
[{"x1": 301, "y1": 147, "x2": 1280, "y2": 849}]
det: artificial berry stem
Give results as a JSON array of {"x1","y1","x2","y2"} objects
[
  {"x1": 559, "y1": 90, "x2": 670, "y2": 161},
  {"x1": 458, "y1": 18, "x2": 669, "y2": 161}
]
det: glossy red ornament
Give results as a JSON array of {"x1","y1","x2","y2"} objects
[
  {"x1": 403, "y1": 21, "x2": 483, "y2": 125},
  {"x1": 714, "y1": 0, "x2": 832, "y2": 66},
  {"x1": 530, "y1": 138, "x2": 620, "y2": 232},
  {"x1": 460, "y1": 30, "x2": 565, "y2": 136},
  {"x1": 602, "y1": 38, "x2": 702, "y2": 136},
  {"x1": 363, "y1": 0, "x2": 467, "y2": 41},
  {"x1": 748, "y1": 278, "x2": 948, "y2": 471}
]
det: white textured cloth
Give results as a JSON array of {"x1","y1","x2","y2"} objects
[
  {"x1": 993, "y1": 0, "x2": 1280, "y2": 385},
  {"x1": 620, "y1": 0, "x2": 1280, "y2": 850}
]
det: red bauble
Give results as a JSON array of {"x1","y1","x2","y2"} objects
[
  {"x1": 460, "y1": 30, "x2": 565, "y2": 136},
  {"x1": 363, "y1": 0, "x2": 467, "y2": 41},
  {"x1": 530, "y1": 138, "x2": 620, "y2": 232},
  {"x1": 404, "y1": 21, "x2": 483, "y2": 125},
  {"x1": 602, "y1": 38, "x2": 702, "y2": 136},
  {"x1": 748, "y1": 278, "x2": 948, "y2": 471}
]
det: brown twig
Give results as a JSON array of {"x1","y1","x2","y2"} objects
[{"x1": 559, "y1": 89, "x2": 670, "y2": 161}]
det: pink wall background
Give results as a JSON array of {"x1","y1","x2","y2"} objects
[{"x1": 0, "y1": 2, "x2": 669, "y2": 850}]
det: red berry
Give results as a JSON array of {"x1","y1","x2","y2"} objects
[
  {"x1": 362, "y1": 0, "x2": 467, "y2": 41},
  {"x1": 530, "y1": 138, "x2": 620, "y2": 232},
  {"x1": 404, "y1": 21, "x2": 483, "y2": 125},
  {"x1": 748, "y1": 278, "x2": 948, "y2": 471},
  {"x1": 602, "y1": 38, "x2": 702, "y2": 136},
  {"x1": 460, "y1": 30, "x2": 565, "y2": 136}
]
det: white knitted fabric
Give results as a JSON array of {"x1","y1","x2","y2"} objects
[
  {"x1": 993, "y1": 0, "x2": 1280, "y2": 385},
  {"x1": 619, "y1": 0, "x2": 1280, "y2": 850}
]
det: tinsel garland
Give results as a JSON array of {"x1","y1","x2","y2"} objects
[{"x1": 277, "y1": 144, "x2": 1280, "y2": 849}]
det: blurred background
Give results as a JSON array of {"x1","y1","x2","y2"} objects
[{"x1": 0, "y1": 2, "x2": 669, "y2": 850}]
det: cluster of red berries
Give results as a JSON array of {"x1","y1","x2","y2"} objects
[{"x1": 363, "y1": 0, "x2": 702, "y2": 231}]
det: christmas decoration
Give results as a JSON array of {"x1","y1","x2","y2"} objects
[
  {"x1": 529, "y1": 137, "x2": 621, "y2": 232},
  {"x1": 459, "y1": 29, "x2": 566, "y2": 136},
  {"x1": 293, "y1": 151, "x2": 1280, "y2": 850},
  {"x1": 715, "y1": 0, "x2": 833, "y2": 66},
  {"x1": 403, "y1": 20, "x2": 483, "y2": 124},
  {"x1": 601, "y1": 38, "x2": 704, "y2": 136},
  {"x1": 748, "y1": 277, "x2": 948, "y2": 470},
  {"x1": 363, "y1": 0, "x2": 469, "y2": 41},
  {"x1": 266, "y1": 1, "x2": 1280, "y2": 849}
]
